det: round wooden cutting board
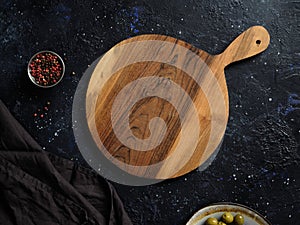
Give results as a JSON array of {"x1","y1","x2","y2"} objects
[{"x1": 86, "y1": 26, "x2": 270, "y2": 179}]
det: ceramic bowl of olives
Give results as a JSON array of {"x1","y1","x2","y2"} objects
[{"x1": 186, "y1": 203, "x2": 271, "y2": 225}]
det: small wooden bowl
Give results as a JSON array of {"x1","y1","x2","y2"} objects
[{"x1": 27, "y1": 50, "x2": 65, "y2": 88}]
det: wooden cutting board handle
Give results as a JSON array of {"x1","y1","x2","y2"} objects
[{"x1": 215, "y1": 26, "x2": 270, "y2": 67}]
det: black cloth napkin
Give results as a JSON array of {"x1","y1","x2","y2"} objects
[{"x1": 0, "y1": 100, "x2": 133, "y2": 225}]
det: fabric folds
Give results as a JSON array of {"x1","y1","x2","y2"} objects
[{"x1": 0, "y1": 100, "x2": 132, "y2": 225}]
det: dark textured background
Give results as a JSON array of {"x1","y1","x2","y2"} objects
[{"x1": 0, "y1": 0, "x2": 299, "y2": 224}]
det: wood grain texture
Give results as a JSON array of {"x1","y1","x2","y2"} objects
[{"x1": 86, "y1": 26, "x2": 270, "y2": 179}]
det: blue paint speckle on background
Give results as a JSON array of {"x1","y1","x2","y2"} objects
[
  {"x1": 130, "y1": 7, "x2": 141, "y2": 34},
  {"x1": 260, "y1": 167, "x2": 278, "y2": 181},
  {"x1": 277, "y1": 94, "x2": 300, "y2": 116},
  {"x1": 118, "y1": 6, "x2": 143, "y2": 36},
  {"x1": 288, "y1": 64, "x2": 300, "y2": 71},
  {"x1": 53, "y1": 3, "x2": 72, "y2": 22}
]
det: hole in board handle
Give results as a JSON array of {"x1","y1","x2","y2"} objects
[{"x1": 256, "y1": 40, "x2": 261, "y2": 45}]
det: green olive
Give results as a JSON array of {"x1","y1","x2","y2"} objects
[
  {"x1": 234, "y1": 214, "x2": 244, "y2": 225},
  {"x1": 205, "y1": 217, "x2": 218, "y2": 225},
  {"x1": 221, "y1": 212, "x2": 234, "y2": 224},
  {"x1": 218, "y1": 222, "x2": 227, "y2": 225}
]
